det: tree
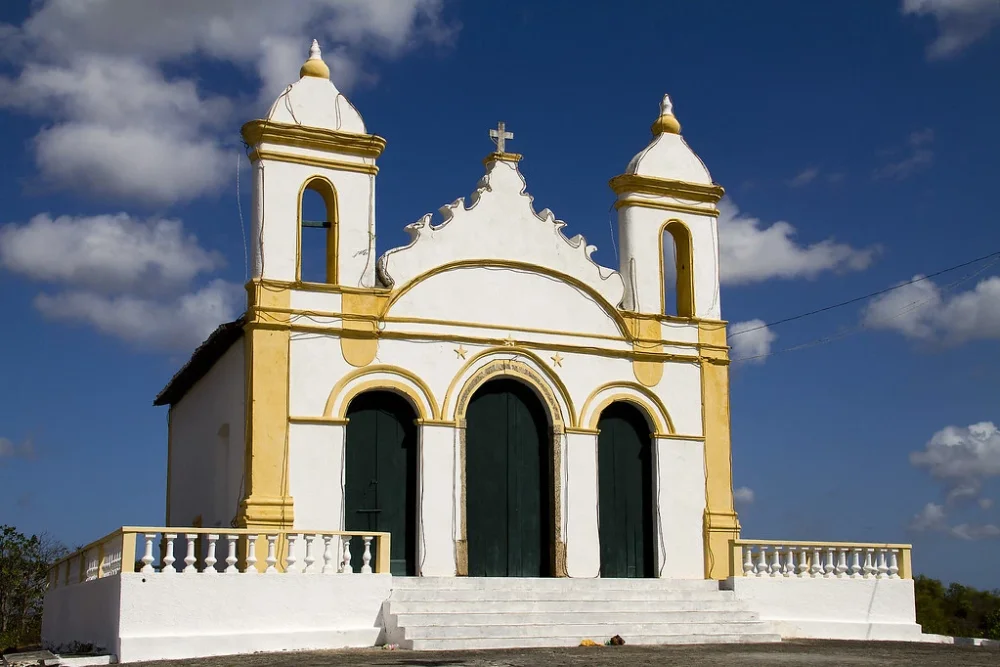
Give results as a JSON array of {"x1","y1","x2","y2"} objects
[
  {"x1": 915, "y1": 574, "x2": 1000, "y2": 640},
  {"x1": 0, "y1": 525, "x2": 67, "y2": 651}
]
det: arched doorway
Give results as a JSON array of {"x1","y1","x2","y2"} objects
[
  {"x1": 598, "y1": 402, "x2": 655, "y2": 578},
  {"x1": 466, "y1": 379, "x2": 552, "y2": 577},
  {"x1": 344, "y1": 391, "x2": 417, "y2": 575}
]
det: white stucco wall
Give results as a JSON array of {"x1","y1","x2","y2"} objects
[
  {"x1": 288, "y1": 423, "x2": 345, "y2": 531},
  {"x1": 564, "y1": 432, "x2": 600, "y2": 578},
  {"x1": 42, "y1": 577, "x2": 121, "y2": 655},
  {"x1": 725, "y1": 577, "x2": 923, "y2": 641},
  {"x1": 168, "y1": 338, "x2": 245, "y2": 529},
  {"x1": 655, "y1": 437, "x2": 706, "y2": 579}
]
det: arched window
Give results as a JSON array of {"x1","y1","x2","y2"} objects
[
  {"x1": 661, "y1": 220, "x2": 694, "y2": 317},
  {"x1": 298, "y1": 177, "x2": 338, "y2": 284}
]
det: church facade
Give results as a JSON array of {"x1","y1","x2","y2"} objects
[{"x1": 156, "y1": 39, "x2": 741, "y2": 582}]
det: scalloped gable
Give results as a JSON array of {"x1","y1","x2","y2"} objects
[{"x1": 377, "y1": 157, "x2": 626, "y2": 308}]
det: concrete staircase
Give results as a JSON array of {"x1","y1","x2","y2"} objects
[{"x1": 382, "y1": 577, "x2": 781, "y2": 650}]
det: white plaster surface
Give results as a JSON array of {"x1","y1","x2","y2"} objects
[
  {"x1": 168, "y1": 338, "x2": 245, "y2": 528},
  {"x1": 655, "y1": 437, "x2": 706, "y2": 579},
  {"x1": 42, "y1": 577, "x2": 120, "y2": 655},
  {"x1": 725, "y1": 577, "x2": 923, "y2": 641},
  {"x1": 266, "y1": 72, "x2": 366, "y2": 134},
  {"x1": 288, "y1": 423, "x2": 346, "y2": 531},
  {"x1": 563, "y1": 432, "x2": 600, "y2": 578},
  {"x1": 626, "y1": 132, "x2": 713, "y2": 184},
  {"x1": 418, "y1": 425, "x2": 458, "y2": 576}
]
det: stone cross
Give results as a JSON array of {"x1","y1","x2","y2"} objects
[{"x1": 489, "y1": 121, "x2": 513, "y2": 153}]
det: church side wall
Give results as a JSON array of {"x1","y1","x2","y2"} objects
[{"x1": 168, "y1": 339, "x2": 246, "y2": 529}]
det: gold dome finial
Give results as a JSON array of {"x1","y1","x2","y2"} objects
[
  {"x1": 299, "y1": 39, "x2": 330, "y2": 79},
  {"x1": 651, "y1": 94, "x2": 681, "y2": 135}
]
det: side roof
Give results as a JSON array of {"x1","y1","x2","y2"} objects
[{"x1": 153, "y1": 315, "x2": 246, "y2": 407}]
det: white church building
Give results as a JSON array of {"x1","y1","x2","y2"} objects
[{"x1": 42, "y1": 42, "x2": 921, "y2": 662}]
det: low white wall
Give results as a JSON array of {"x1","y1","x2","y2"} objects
[
  {"x1": 42, "y1": 577, "x2": 121, "y2": 655},
  {"x1": 46, "y1": 573, "x2": 392, "y2": 663},
  {"x1": 726, "y1": 576, "x2": 923, "y2": 641}
]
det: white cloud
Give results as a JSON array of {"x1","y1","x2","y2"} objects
[
  {"x1": 34, "y1": 279, "x2": 243, "y2": 351},
  {"x1": 873, "y1": 129, "x2": 934, "y2": 181},
  {"x1": 862, "y1": 274, "x2": 1000, "y2": 345},
  {"x1": 902, "y1": 0, "x2": 1000, "y2": 60},
  {"x1": 910, "y1": 421, "x2": 1000, "y2": 503},
  {"x1": 980, "y1": 498, "x2": 994, "y2": 510},
  {"x1": 788, "y1": 167, "x2": 820, "y2": 187},
  {"x1": 909, "y1": 502, "x2": 1000, "y2": 541},
  {"x1": 733, "y1": 486, "x2": 755, "y2": 505},
  {"x1": 718, "y1": 199, "x2": 878, "y2": 285},
  {"x1": 0, "y1": 213, "x2": 223, "y2": 294},
  {"x1": 0, "y1": 0, "x2": 456, "y2": 204},
  {"x1": 728, "y1": 319, "x2": 777, "y2": 363}
]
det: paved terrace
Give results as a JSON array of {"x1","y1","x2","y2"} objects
[{"x1": 131, "y1": 640, "x2": 998, "y2": 667}]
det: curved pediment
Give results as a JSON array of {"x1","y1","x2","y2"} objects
[{"x1": 377, "y1": 156, "x2": 625, "y2": 308}]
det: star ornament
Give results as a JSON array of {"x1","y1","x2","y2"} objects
[
  {"x1": 502, "y1": 334, "x2": 517, "y2": 347},
  {"x1": 551, "y1": 352, "x2": 564, "y2": 367},
  {"x1": 454, "y1": 345, "x2": 468, "y2": 359}
]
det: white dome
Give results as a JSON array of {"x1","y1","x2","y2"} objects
[
  {"x1": 626, "y1": 132, "x2": 713, "y2": 184},
  {"x1": 264, "y1": 40, "x2": 367, "y2": 135}
]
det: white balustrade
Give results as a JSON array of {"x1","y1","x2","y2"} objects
[
  {"x1": 47, "y1": 528, "x2": 392, "y2": 586},
  {"x1": 734, "y1": 541, "x2": 911, "y2": 580}
]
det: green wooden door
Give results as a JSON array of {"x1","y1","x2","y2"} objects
[
  {"x1": 344, "y1": 391, "x2": 417, "y2": 575},
  {"x1": 466, "y1": 379, "x2": 551, "y2": 577},
  {"x1": 598, "y1": 402, "x2": 655, "y2": 578}
]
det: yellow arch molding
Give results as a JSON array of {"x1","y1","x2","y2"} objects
[
  {"x1": 659, "y1": 218, "x2": 695, "y2": 318},
  {"x1": 323, "y1": 364, "x2": 441, "y2": 420},
  {"x1": 442, "y1": 346, "x2": 576, "y2": 428},
  {"x1": 579, "y1": 381, "x2": 675, "y2": 435},
  {"x1": 296, "y1": 175, "x2": 339, "y2": 285},
  {"x1": 381, "y1": 260, "x2": 633, "y2": 342}
]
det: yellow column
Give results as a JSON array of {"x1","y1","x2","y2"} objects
[
  {"x1": 699, "y1": 321, "x2": 740, "y2": 579},
  {"x1": 237, "y1": 279, "x2": 295, "y2": 535}
]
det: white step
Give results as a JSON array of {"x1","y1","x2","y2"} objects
[
  {"x1": 408, "y1": 634, "x2": 782, "y2": 650},
  {"x1": 392, "y1": 577, "x2": 721, "y2": 591},
  {"x1": 389, "y1": 588, "x2": 736, "y2": 602},
  {"x1": 402, "y1": 621, "x2": 775, "y2": 640},
  {"x1": 395, "y1": 610, "x2": 762, "y2": 626},
  {"x1": 386, "y1": 598, "x2": 753, "y2": 613}
]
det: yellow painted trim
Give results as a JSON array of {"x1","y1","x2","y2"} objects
[
  {"x1": 323, "y1": 364, "x2": 441, "y2": 420},
  {"x1": 339, "y1": 291, "x2": 386, "y2": 367},
  {"x1": 417, "y1": 419, "x2": 458, "y2": 427},
  {"x1": 659, "y1": 219, "x2": 696, "y2": 318},
  {"x1": 579, "y1": 381, "x2": 675, "y2": 434},
  {"x1": 296, "y1": 176, "x2": 339, "y2": 284},
  {"x1": 288, "y1": 415, "x2": 350, "y2": 425},
  {"x1": 483, "y1": 151, "x2": 523, "y2": 165},
  {"x1": 564, "y1": 427, "x2": 600, "y2": 435},
  {"x1": 336, "y1": 379, "x2": 432, "y2": 422},
  {"x1": 609, "y1": 173, "x2": 725, "y2": 203},
  {"x1": 656, "y1": 433, "x2": 705, "y2": 441},
  {"x1": 384, "y1": 314, "x2": 632, "y2": 345},
  {"x1": 249, "y1": 149, "x2": 379, "y2": 175},
  {"x1": 615, "y1": 197, "x2": 719, "y2": 218},
  {"x1": 382, "y1": 259, "x2": 632, "y2": 341},
  {"x1": 443, "y1": 347, "x2": 576, "y2": 427},
  {"x1": 242, "y1": 120, "x2": 386, "y2": 159}
]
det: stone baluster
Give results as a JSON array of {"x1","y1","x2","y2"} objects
[
  {"x1": 361, "y1": 536, "x2": 373, "y2": 574},
  {"x1": 836, "y1": 548, "x2": 849, "y2": 578},
  {"x1": 783, "y1": 548, "x2": 795, "y2": 577},
  {"x1": 850, "y1": 548, "x2": 862, "y2": 578},
  {"x1": 876, "y1": 549, "x2": 889, "y2": 579},
  {"x1": 245, "y1": 535, "x2": 261, "y2": 574},
  {"x1": 755, "y1": 547, "x2": 768, "y2": 577},
  {"x1": 162, "y1": 534, "x2": 177, "y2": 574},
  {"x1": 863, "y1": 549, "x2": 875, "y2": 578},
  {"x1": 810, "y1": 548, "x2": 822, "y2": 577},
  {"x1": 183, "y1": 534, "x2": 198, "y2": 573},
  {"x1": 141, "y1": 534, "x2": 156, "y2": 574},
  {"x1": 823, "y1": 548, "x2": 836, "y2": 578},
  {"x1": 797, "y1": 548, "x2": 810, "y2": 577},
  {"x1": 321, "y1": 535, "x2": 335, "y2": 574},
  {"x1": 769, "y1": 547, "x2": 782, "y2": 577},
  {"x1": 285, "y1": 534, "x2": 299, "y2": 573},
  {"x1": 303, "y1": 535, "x2": 316, "y2": 574},
  {"x1": 265, "y1": 535, "x2": 278, "y2": 573},
  {"x1": 204, "y1": 535, "x2": 218, "y2": 574},
  {"x1": 888, "y1": 550, "x2": 900, "y2": 579},
  {"x1": 224, "y1": 535, "x2": 239, "y2": 574},
  {"x1": 341, "y1": 536, "x2": 353, "y2": 574},
  {"x1": 742, "y1": 546, "x2": 754, "y2": 576}
]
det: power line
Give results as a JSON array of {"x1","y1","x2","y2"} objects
[{"x1": 727, "y1": 249, "x2": 1000, "y2": 340}]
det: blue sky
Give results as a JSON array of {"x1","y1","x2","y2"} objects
[{"x1": 1, "y1": 1, "x2": 999, "y2": 588}]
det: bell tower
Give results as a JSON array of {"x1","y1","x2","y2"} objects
[
  {"x1": 611, "y1": 95, "x2": 739, "y2": 579},
  {"x1": 241, "y1": 40, "x2": 386, "y2": 289}
]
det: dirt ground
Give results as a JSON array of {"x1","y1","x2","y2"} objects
[{"x1": 131, "y1": 640, "x2": 999, "y2": 667}]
